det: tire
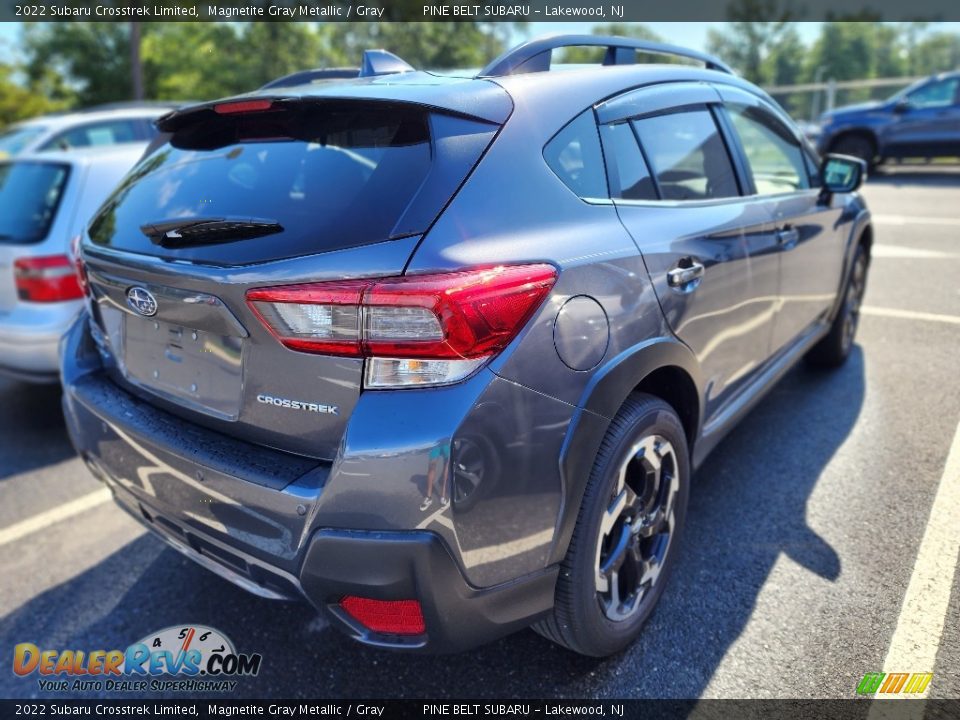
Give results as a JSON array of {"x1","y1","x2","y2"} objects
[
  {"x1": 535, "y1": 393, "x2": 690, "y2": 657},
  {"x1": 806, "y1": 244, "x2": 869, "y2": 368},
  {"x1": 831, "y1": 134, "x2": 877, "y2": 171}
]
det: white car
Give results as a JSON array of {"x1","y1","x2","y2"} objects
[
  {"x1": 0, "y1": 144, "x2": 147, "y2": 382},
  {"x1": 0, "y1": 105, "x2": 170, "y2": 158}
]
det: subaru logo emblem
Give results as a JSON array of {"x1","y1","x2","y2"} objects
[{"x1": 126, "y1": 287, "x2": 158, "y2": 317}]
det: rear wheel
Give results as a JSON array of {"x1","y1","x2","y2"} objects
[
  {"x1": 831, "y1": 134, "x2": 877, "y2": 170},
  {"x1": 535, "y1": 394, "x2": 689, "y2": 656},
  {"x1": 806, "y1": 244, "x2": 869, "y2": 368}
]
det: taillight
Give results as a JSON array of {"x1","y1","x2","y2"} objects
[
  {"x1": 247, "y1": 264, "x2": 557, "y2": 388},
  {"x1": 69, "y1": 235, "x2": 89, "y2": 297},
  {"x1": 14, "y1": 255, "x2": 84, "y2": 303},
  {"x1": 340, "y1": 597, "x2": 425, "y2": 636}
]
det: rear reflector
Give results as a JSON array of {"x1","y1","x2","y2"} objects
[
  {"x1": 14, "y1": 254, "x2": 84, "y2": 303},
  {"x1": 340, "y1": 597, "x2": 426, "y2": 636}
]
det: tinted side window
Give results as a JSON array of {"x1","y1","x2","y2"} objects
[
  {"x1": 906, "y1": 78, "x2": 959, "y2": 109},
  {"x1": 544, "y1": 110, "x2": 607, "y2": 200},
  {"x1": 40, "y1": 120, "x2": 139, "y2": 151},
  {"x1": 601, "y1": 122, "x2": 657, "y2": 201},
  {"x1": 632, "y1": 109, "x2": 739, "y2": 201},
  {"x1": 0, "y1": 162, "x2": 71, "y2": 244},
  {"x1": 727, "y1": 104, "x2": 810, "y2": 195}
]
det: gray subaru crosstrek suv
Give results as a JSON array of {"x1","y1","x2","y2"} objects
[{"x1": 62, "y1": 36, "x2": 872, "y2": 656}]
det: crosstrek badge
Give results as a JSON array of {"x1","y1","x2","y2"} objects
[{"x1": 256, "y1": 394, "x2": 339, "y2": 415}]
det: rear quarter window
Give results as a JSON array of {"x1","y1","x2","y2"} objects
[{"x1": 544, "y1": 109, "x2": 608, "y2": 200}]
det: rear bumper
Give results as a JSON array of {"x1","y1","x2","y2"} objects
[
  {"x1": 98, "y1": 474, "x2": 557, "y2": 652},
  {"x1": 0, "y1": 302, "x2": 79, "y2": 381},
  {"x1": 61, "y1": 314, "x2": 560, "y2": 652}
]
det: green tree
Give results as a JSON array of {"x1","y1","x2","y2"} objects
[
  {"x1": 704, "y1": 0, "x2": 795, "y2": 84},
  {"x1": 910, "y1": 31, "x2": 960, "y2": 75},
  {"x1": 23, "y1": 22, "x2": 134, "y2": 107},
  {"x1": 805, "y1": 20, "x2": 893, "y2": 83},
  {"x1": 764, "y1": 25, "x2": 805, "y2": 86},
  {"x1": 0, "y1": 62, "x2": 66, "y2": 130}
]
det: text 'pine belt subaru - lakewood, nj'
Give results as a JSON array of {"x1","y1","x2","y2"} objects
[{"x1": 62, "y1": 36, "x2": 872, "y2": 656}]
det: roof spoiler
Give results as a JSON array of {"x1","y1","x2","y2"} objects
[{"x1": 479, "y1": 35, "x2": 734, "y2": 77}]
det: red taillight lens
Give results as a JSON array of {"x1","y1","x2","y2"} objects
[
  {"x1": 363, "y1": 265, "x2": 557, "y2": 359},
  {"x1": 246, "y1": 264, "x2": 557, "y2": 360},
  {"x1": 340, "y1": 597, "x2": 426, "y2": 636},
  {"x1": 14, "y1": 255, "x2": 84, "y2": 303},
  {"x1": 69, "y1": 235, "x2": 89, "y2": 297}
]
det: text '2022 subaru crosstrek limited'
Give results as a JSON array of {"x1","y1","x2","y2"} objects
[{"x1": 62, "y1": 36, "x2": 872, "y2": 657}]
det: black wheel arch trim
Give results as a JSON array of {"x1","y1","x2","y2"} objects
[
  {"x1": 827, "y1": 207, "x2": 872, "y2": 325},
  {"x1": 548, "y1": 337, "x2": 704, "y2": 566}
]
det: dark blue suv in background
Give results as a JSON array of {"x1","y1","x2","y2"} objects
[{"x1": 816, "y1": 71, "x2": 960, "y2": 168}]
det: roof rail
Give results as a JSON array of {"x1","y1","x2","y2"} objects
[
  {"x1": 360, "y1": 49, "x2": 415, "y2": 77},
  {"x1": 260, "y1": 68, "x2": 360, "y2": 90},
  {"x1": 479, "y1": 35, "x2": 734, "y2": 77}
]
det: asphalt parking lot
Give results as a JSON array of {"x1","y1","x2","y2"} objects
[{"x1": 1, "y1": 167, "x2": 959, "y2": 700}]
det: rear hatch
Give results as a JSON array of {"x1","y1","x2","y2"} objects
[
  {"x1": 81, "y1": 93, "x2": 506, "y2": 460},
  {"x1": 0, "y1": 159, "x2": 73, "y2": 312}
]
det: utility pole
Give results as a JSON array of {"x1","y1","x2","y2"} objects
[{"x1": 130, "y1": 20, "x2": 144, "y2": 101}]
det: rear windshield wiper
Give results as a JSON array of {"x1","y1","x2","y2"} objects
[{"x1": 140, "y1": 217, "x2": 283, "y2": 248}]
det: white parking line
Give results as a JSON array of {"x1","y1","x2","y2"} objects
[
  {"x1": 872, "y1": 417, "x2": 960, "y2": 703},
  {"x1": 0, "y1": 488, "x2": 111, "y2": 547},
  {"x1": 872, "y1": 245, "x2": 959, "y2": 261},
  {"x1": 873, "y1": 214, "x2": 960, "y2": 227},
  {"x1": 861, "y1": 307, "x2": 960, "y2": 326}
]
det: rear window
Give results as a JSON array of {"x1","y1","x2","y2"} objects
[
  {"x1": 88, "y1": 102, "x2": 439, "y2": 265},
  {"x1": 0, "y1": 162, "x2": 70, "y2": 245}
]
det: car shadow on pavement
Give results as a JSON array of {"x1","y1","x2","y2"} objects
[
  {"x1": 868, "y1": 166, "x2": 960, "y2": 188},
  {"x1": 0, "y1": 379, "x2": 76, "y2": 481},
  {"x1": 0, "y1": 348, "x2": 865, "y2": 700}
]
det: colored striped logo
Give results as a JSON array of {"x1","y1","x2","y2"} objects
[{"x1": 856, "y1": 672, "x2": 933, "y2": 695}]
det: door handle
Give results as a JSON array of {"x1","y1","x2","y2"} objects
[
  {"x1": 667, "y1": 260, "x2": 705, "y2": 292},
  {"x1": 777, "y1": 226, "x2": 800, "y2": 248}
]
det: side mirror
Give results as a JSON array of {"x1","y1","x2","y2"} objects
[
  {"x1": 820, "y1": 154, "x2": 866, "y2": 196},
  {"x1": 893, "y1": 98, "x2": 911, "y2": 114}
]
